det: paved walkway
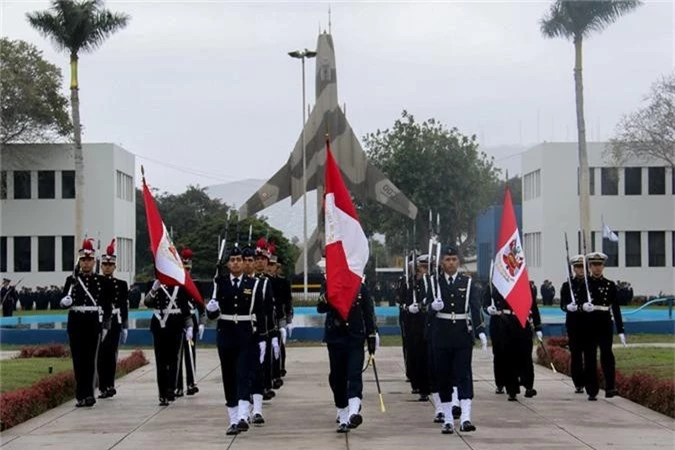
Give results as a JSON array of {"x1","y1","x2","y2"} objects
[{"x1": 1, "y1": 346, "x2": 673, "y2": 449}]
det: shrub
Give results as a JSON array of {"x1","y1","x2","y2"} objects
[{"x1": 18, "y1": 344, "x2": 70, "y2": 358}]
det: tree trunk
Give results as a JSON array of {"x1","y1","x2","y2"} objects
[
  {"x1": 574, "y1": 35, "x2": 592, "y2": 254},
  {"x1": 70, "y1": 52, "x2": 84, "y2": 249}
]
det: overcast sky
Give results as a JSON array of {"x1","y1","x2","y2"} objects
[{"x1": 2, "y1": 0, "x2": 674, "y2": 193}]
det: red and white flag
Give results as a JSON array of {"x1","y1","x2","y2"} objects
[
  {"x1": 492, "y1": 187, "x2": 530, "y2": 327},
  {"x1": 142, "y1": 169, "x2": 204, "y2": 305},
  {"x1": 323, "y1": 139, "x2": 369, "y2": 321}
]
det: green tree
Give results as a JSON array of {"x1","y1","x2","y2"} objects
[
  {"x1": 359, "y1": 111, "x2": 501, "y2": 258},
  {"x1": 0, "y1": 38, "x2": 72, "y2": 143},
  {"x1": 609, "y1": 72, "x2": 674, "y2": 168},
  {"x1": 540, "y1": 0, "x2": 641, "y2": 248},
  {"x1": 27, "y1": 0, "x2": 130, "y2": 248}
]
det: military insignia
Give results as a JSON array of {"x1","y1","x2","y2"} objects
[
  {"x1": 501, "y1": 239, "x2": 524, "y2": 277},
  {"x1": 243, "y1": 289, "x2": 252, "y2": 295}
]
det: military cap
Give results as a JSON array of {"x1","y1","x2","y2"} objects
[
  {"x1": 569, "y1": 254, "x2": 584, "y2": 266},
  {"x1": 586, "y1": 252, "x2": 608, "y2": 264},
  {"x1": 241, "y1": 245, "x2": 255, "y2": 257},
  {"x1": 442, "y1": 246, "x2": 458, "y2": 257},
  {"x1": 227, "y1": 245, "x2": 242, "y2": 259},
  {"x1": 416, "y1": 254, "x2": 430, "y2": 264},
  {"x1": 101, "y1": 239, "x2": 117, "y2": 264},
  {"x1": 180, "y1": 248, "x2": 193, "y2": 269},
  {"x1": 78, "y1": 238, "x2": 96, "y2": 259}
]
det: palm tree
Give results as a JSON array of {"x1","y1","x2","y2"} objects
[
  {"x1": 540, "y1": 0, "x2": 641, "y2": 251},
  {"x1": 27, "y1": 0, "x2": 129, "y2": 247}
]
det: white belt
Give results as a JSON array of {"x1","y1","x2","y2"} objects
[
  {"x1": 219, "y1": 314, "x2": 253, "y2": 322},
  {"x1": 71, "y1": 306, "x2": 100, "y2": 312},
  {"x1": 592, "y1": 305, "x2": 610, "y2": 312},
  {"x1": 112, "y1": 308, "x2": 120, "y2": 314},
  {"x1": 154, "y1": 309, "x2": 182, "y2": 315},
  {"x1": 497, "y1": 310, "x2": 513, "y2": 315},
  {"x1": 436, "y1": 312, "x2": 468, "y2": 320}
]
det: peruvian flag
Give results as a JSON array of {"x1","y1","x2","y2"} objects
[
  {"x1": 323, "y1": 138, "x2": 369, "y2": 321},
  {"x1": 492, "y1": 187, "x2": 530, "y2": 327},
  {"x1": 142, "y1": 169, "x2": 204, "y2": 306}
]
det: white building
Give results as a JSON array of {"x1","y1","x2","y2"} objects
[
  {"x1": 0, "y1": 143, "x2": 136, "y2": 288},
  {"x1": 522, "y1": 142, "x2": 674, "y2": 297}
]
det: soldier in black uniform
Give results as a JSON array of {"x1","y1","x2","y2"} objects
[
  {"x1": 265, "y1": 245, "x2": 285, "y2": 389},
  {"x1": 1, "y1": 278, "x2": 19, "y2": 317},
  {"x1": 60, "y1": 238, "x2": 113, "y2": 407},
  {"x1": 97, "y1": 239, "x2": 129, "y2": 399},
  {"x1": 269, "y1": 255, "x2": 293, "y2": 379},
  {"x1": 207, "y1": 245, "x2": 268, "y2": 435},
  {"x1": 144, "y1": 273, "x2": 195, "y2": 406},
  {"x1": 175, "y1": 248, "x2": 206, "y2": 397},
  {"x1": 395, "y1": 272, "x2": 409, "y2": 387},
  {"x1": 317, "y1": 263, "x2": 377, "y2": 433},
  {"x1": 580, "y1": 252, "x2": 625, "y2": 401},
  {"x1": 428, "y1": 246, "x2": 486, "y2": 434},
  {"x1": 560, "y1": 254, "x2": 587, "y2": 393}
]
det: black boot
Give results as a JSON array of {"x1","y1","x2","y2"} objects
[
  {"x1": 460, "y1": 421, "x2": 476, "y2": 432},
  {"x1": 524, "y1": 389, "x2": 537, "y2": 398},
  {"x1": 84, "y1": 397, "x2": 96, "y2": 407}
]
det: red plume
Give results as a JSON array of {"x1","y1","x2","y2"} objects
[
  {"x1": 81, "y1": 238, "x2": 94, "y2": 251},
  {"x1": 255, "y1": 237, "x2": 267, "y2": 250},
  {"x1": 106, "y1": 238, "x2": 116, "y2": 256},
  {"x1": 267, "y1": 242, "x2": 276, "y2": 256},
  {"x1": 181, "y1": 248, "x2": 193, "y2": 260}
]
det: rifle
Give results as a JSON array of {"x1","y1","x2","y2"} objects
[
  {"x1": 211, "y1": 213, "x2": 231, "y2": 299},
  {"x1": 95, "y1": 232, "x2": 101, "y2": 274},
  {"x1": 579, "y1": 230, "x2": 593, "y2": 305},
  {"x1": 488, "y1": 259, "x2": 495, "y2": 308},
  {"x1": 247, "y1": 223, "x2": 253, "y2": 247},
  {"x1": 411, "y1": 249, "x2": 418, "y2": 306},
  {"x1": 563, "y1": 232, "x2": 577, "y2": 306}
]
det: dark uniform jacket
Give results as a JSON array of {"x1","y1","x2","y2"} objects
[
  {"x1": 482, "y1": 285, "x2": 542, "y2": 331},
  {"x1": 253, "y1": 273, "x2": 277, "y2": 339},
  {"x1": 587, "y1": 275, "x2": 624, "y2": 334},
  {"x1": 1, "y1": 286, "x2": 19, "y2": 316},
  {"x1": 144, "y1": 284, "x2": 193, "y2": 333},
  {"x1": 317, "y1": 283, "x2": 377, "y2": 345},
  {"x1": 270, "y1": 274, "x2": 293, "y2": 327},
  {"x1": 207, "y1": 274, "x2": 267, "y2": 345},
  {"x1": 105, "y1": 276, "x2": 129, "y2": 329},
  {"x1": 62, "y1": 273, "x2": 113, "y2": 330}
]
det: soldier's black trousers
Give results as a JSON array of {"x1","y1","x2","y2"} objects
[
  {"x1": 217, "y1": 330, "x2": 255, "y2": 407},
  {"x1": 497, "y1": 316, "x2": 535, "y2": 395},
  {"x1": 426, "y1": 330, "x2": 438, "y2": 393},
  {"x1": 489, "y1": 317, "x2": 506, "y2": 389},
  {"x1": 97, "y1": 322, "x2": 121, "y2": 392},
  {"x1": 399, "y1": 311, "x2": 408, "y2": 379},
  {"x1": 280, "y1": 340, "x2": 287, "y2": 375},
  {"x1": 583, "y1": 315, "x2": 616, "y2": 397},
  {"x1": 177, "y1": 317, "x2": 199, "y2": 390},
  {"x1": 566, "y1": 314, "x2": 585, "y2": 388},
  {"x1": 68, "y1": 312, "x2": 101, "y2": 401},
  {"x1": 405, "y1": 317, "x2": 429, "y2": 394},
  {"x1": 327, "y1": 339, "x2": 365, "y2": 408},
  {"x1": 151, "y1": 325, "x2": 182, "y2": 399},
  {"x1": 434, "y1": 343, "x2": 474, "y2": 402},
  {"x1": 263, "y1": 335, "x2": 273, "y2": 390}
]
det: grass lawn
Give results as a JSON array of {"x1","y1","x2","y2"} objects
[
  {"x1": 0, "y1": 357, "x2": 72, "y2": 394},
  {"x1": 614, "y1": 334, "x2": 675, "y2": 344},
  {"x1": 614, "y1": 347, "x2": 675, "y2": 381}
]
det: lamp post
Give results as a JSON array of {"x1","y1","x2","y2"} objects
[{"x1": 289, "y1": 48, "x2": 316, "y2": 302}]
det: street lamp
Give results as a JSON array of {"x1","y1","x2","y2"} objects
[{"x1": 289, "y1": 48, "x2": 316, "y2": 303}]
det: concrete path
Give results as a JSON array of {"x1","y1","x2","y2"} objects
[{"x1": 1, "y1": 346, "x2": 673, "y2": 449}]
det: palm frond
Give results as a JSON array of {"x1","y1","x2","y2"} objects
[
  {"x1": 540, "y1": 0, "x2": 642, "y2": 40},
  {"x1": 26, "y1": 11, "x2": 70, "y2": 52},
  {"x1": 540, "y1": 2, "x2": 575, "y2": 40}
]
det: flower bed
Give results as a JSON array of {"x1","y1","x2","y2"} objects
[
  {"x1": 0, "y1": 349, "x2": 148, "y2": 431},
  {"x1": 17, "y1": 343, "x2": 70, "y2": 359},
  {"x1": 536, "y1": 338, "x2": 674, "y2": 418}
]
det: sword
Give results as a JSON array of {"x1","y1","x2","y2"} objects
[
  {"x1": 185, "y1": 334, "x2": 197, "y2": 383},
  {"x1": 537, "y1": 337, "x2": 557, "y2": 373},
  {"x1": 369, "y1": 354, "x2": 386, "y2": 412}
]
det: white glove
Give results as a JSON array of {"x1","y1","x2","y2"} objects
[
  {"x1": 206, "y1": 299, "x2": 219, "y2": 313},
  {"x1": 287, "y1": 323, "x2": 294, "y2": 339},
  {"x1": 486, "y1": 305, "x2": 498, "y2": 316},
  {"x1": 280, "y1": 327, "x2": 287, "y2": 345},
  {"x1": 375, "y1": 332, "x2": 381, "y2": 352},
  {"x1": 431, "y1": 298, "x2": 444, "y2": 311},
  {"x1": 258, "y1": 341, "x2": 267, "y2": 364},
  {"x1": 408, "y1": 303, "x2": 419, "y2": 314},
  {"x1": 186, "y1": 326, "x2": 193, "y2": 342},
  {"x1": 582, "y1": 302, "x2": 594, "y2": 312},
  {"x1": 60, "y1": 295, "x2": 73, "y2": 308},
  {"x1": 536, "y1": 331, "x2": 543, "y2": 342},
  {"x1": 566, "y1": 302, "x2": 578, "y2": 312},
  {"x1": 151, "y1": 279, "x2": 161, "y2": 292},
  {"x1": 120, "y1": 328, "x2": 128, "y2": 344},
  {"x1": 479, "y1": 332, "x2": 488, "y2": 351},
  {"x1": 619, "y1": 333, "x2": 627, "y2": 347},
  {"x1": 198, "y1": 324, "x2": 205, "y2": 340},
  {"x1": 272, "y1": 337, "x2": 280, "y2": 360},
  {"x1": 101, "y1": 328, "x2": 109, "y2": 342}
]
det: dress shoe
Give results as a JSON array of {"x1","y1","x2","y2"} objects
[
  {"x1": 252, "y1": 413, "x2": 265, "y2": 425},
  {"x1": 108, "y1": 387, "x2": 117, "y2": 397},
  {"x1": 237, "y1": 419, "x2": 249, "y2": 432},
  {"x1": 348, "y1": 413, "x2": 363, "y2": 429},
  {"x1": 508, "y1": 393, "x2": 517, "y2": 401},
  {"x1": 98, "y1": 391, "x2": 111, "y2": 399},
  {"x1": 605, "y1": 389, "x2": 618, "y2": 398},
  {"x1": 588, "y1": 395, "x2": 597, "y2": 401},
  {"x1": 84, "y1": 397, "x2": 96, "y2": 407},
  {"x1": 495, "y1": 387, "x2": 504, "y2": 394},
  {"x1": 75, "y1": 399, "x2": 86, "y2": 407},
  {"x1": 186, "y1": 385, "x2": 199, "y2": 396},
  {"x1": 460, "y1": 420, "x2": 476, "y2": 432},
  {"x1": 158, "y1": 398, "x2": 169, "y2": 406},
  {"x1": 434, "y1": 412, "x2": 445, "y2": 423},
  {"x1": 441, "y1": 423, "x2": 454, "y2": 434},
  {"x1": 418, "y1": 394, "x2": 429, "y2": 402},
  {"x1": 524, "y1": 389, "x2": 537, "y2": 398},
  {"x1": 574, "y1": 387, "x2": 585, "y2": 394},
  {"x1": 174, "y1": 388, "x2": 184, "y2": 398},
  {"x1": 226, "y1": 424, "x2": 239, "y2": 435},
  {"x1": 336, "y1": 423, "x2": 350, "y2": 433}
]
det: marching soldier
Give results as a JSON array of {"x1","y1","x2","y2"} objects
[
  {"x1": 428, "y1": 246, "x2": 486, "y2": 434},
  {"x1": 176, "y1": 248, "x2": 206, "y2": 396},
  {"x1": 274, "y1": 259, "x2": 293, "y2": 378},
  {"x1": 581, "y1": 252, "x2": 625, "y2": 400},
  {"x1": 97, "y1": 239, "x2": 129, "y2": 399},
  {"x1": 317, "y1": 259, "x2": 378, "y2": 433},
  {"x1": 265, "y1": 245, "x2": 285, "y2": 389},
  {"x1": 144, "y1": 272, "x2": 195, "y2": 406},
  {"x1": 395, "y1": 270, "x2": 411, "y2": 390},
  {"x1": 206, "y1": 245, "x2": 267, "y2": 435},
  {"x1": 60, "y1": 238, "x2": 113, "y2": 407},
  {"x1": 560, "y1": 254, "x2": 587, "y2": 393},
  {"x1": 1, "y1": 278, "x2": 19, "y2": 317}
]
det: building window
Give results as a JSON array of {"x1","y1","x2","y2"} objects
[
  {"x1": 648, "y1": 167, "x2": 665, "y2": 195},
  {"x1": 602, "y1": 235, "x2": 619, "y2": 267},
  {"x1": 601, "y1": 167, "x2": 618, "y2": 196},
  {"x1": 0, "y1": 171, "x2": 7, "y2": 199},
  {"x1": 0, "y1": 237, "x2": 6, "y2": 272},
  {"x1": 577, "y1": 231, "x2": 596, "y2": 254},
  {"x1": 523, "y1": 232, "x2": 541, "y2": 268},
  {"x1": 648, "y1": 231, "x2": 665, "y2": 267},
  {"x1": 625, "y1": 231, "x2": 641, "y2": 267},
  {"x1": 13, "y1": 171, "x2": 31, "y2": 199},
  {"x1": 13, "y1": 236, "x2": 31, "y2": 272},
  {"x1": 523, "y1": 170, "x2": 541, "y2": 201},
  {"x1": 62, "y1": 236, "x2": 75, "y2": 271},
  {"x1": 38, "y1": 171, "x2": 56, "y2": 199},
  {"x1": 116, "y1": 237, "x2": 133, "y2": 272},
  {"x1": 38, "y1": 236, "x2": 55, "y2": 272},
  {"x1": 577, "y1": 168, "x2": 595, "y2": 196},
  {"x1": 116, "y1": 171, "x2": 133, "y2": 202},
  {"x1": 624, "y1": 167, "x2": 642, "y2": 195},
  {"x1": 62, "y1": 171, "x2": 75, "y2": 199},
  {"x1": 673, "y1": 232, "x2": 675, "y2": 267}
]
